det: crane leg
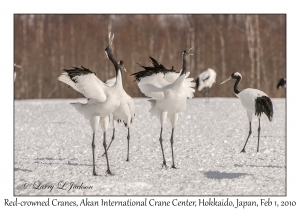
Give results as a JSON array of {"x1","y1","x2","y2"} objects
[
  {"x1": 257, "y1": 118, "x2": 261, "y2": 152},
  {"x1": 159, "y1": 112, "x2": 167, "y2": 168},
  {"x1": 208, "y1": 87, "x2": 210, "y2": 103},
  {"x1": 91, "y1": 132, "x2": 97, "y2": 176},
  {"x1": 170, "y1": 128, "x2": 177, "y2": 169},
  {"x1": 159, "y1": 127, "x2": 167, "y2": 168},
  {"x1": 102, "y1": 128, "x2": 115, "y2": 157},
  {"x1": 126, "y1": 127, "x2": 130, "y2": 161},
  {"x1": 103, "y1": 131, "x2": 113, "y2": 175},
  {"x1": 241, "y1": 122, "x2": 252, "y2": 153}
]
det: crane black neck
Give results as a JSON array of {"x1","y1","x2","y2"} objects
[
  {"x1": 105, "y1": 46, "x2": 120, "y2": 77},
  {"x1": 112, "y1": 59, "x2": 120, "y2": 76},
  {"x1": 107, "y1": 53, "x2": 120, "y2": 76},
  {"x1": 180, "y1": 57, "x2": 187, "y2": 76},
  {"x1": 233, "y1": 76, "x2": 241, "y2": 95}
]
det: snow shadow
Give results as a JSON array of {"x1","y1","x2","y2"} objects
[
  {"x1": 32, "y1": 157, "x2": 93, "y2": 167},
  {"x1": 67, "y1": 161, "x2": 92, "y2": 167},
  {"x1": 14, "y1": 168, "x2": 33, "y2": 172},
  {"x1": 234, "y1": 164, "x2": 285, "y2": 169},
  {"x1": 203, "y1": 171, "x2": 249, "y2": 179},
  {"x1": 35, "y1": 157, "x2": 65, "y2": 161}
]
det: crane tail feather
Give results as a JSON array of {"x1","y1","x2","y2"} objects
[{"x1": 255, "y1": 96, "x2": 273, "y2": 122}]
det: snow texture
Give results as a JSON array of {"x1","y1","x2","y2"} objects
[{"x1": 14, "y1": 98, "x2": 285, "y2": 196}]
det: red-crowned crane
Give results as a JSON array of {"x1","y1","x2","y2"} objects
[
  {"x1": 195, "y1": 68, "x2": 217, "y2": 102},
  {"x1": 102, "y1": 76, "x2": 135, "y2": 162},
  {"x1": 221, "y1": 72, "x2": 273, "y2": 152},
  {"x1": 277, "y1": 78, "x2": 286, "y2": 89},
  {"x1": 58, "y1": 32, "x2": 125, "y2": 175},
  {"x1": 131, "y1": 48, "x2": 195, "y2": 168}
]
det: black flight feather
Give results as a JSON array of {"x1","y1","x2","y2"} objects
[{"x1": 63, "y1": 66, "x2": 95, "y2": 83}]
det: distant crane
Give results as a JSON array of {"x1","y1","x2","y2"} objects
[
  {"x1": 58, "y1": 32, "x2": 125, "y2": 175},
  {"x1": 131, "y1": 48, "x2": 195, "y2": 168},
  {"x1": 195, "y1": 68, "x2": 217, "y2": 102},
  {"x1": 221, "y1": 72, "x2": 273, "y2": 152},
  {"x1": 14, "y1": 63, "x2": 22, "y2": 81},
  {"x1": 102, "y1": 76, "x2": 135, "y2": 162},
  {"x1": 277, "y1": 78, "x2": 286, "y2": 89}
]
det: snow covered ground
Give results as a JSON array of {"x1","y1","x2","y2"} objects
[{"x1": 14, "y1": 98, "x2": 285, "y2": 196}]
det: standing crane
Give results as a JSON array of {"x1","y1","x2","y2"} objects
[
  {"x1": 221, "y1": 72, "x2": 273, "y2": 152},
  {"x1": 102, "y1": 76, "x2": 135, "y2": 162},
  {"x1": 131, "y1": 48, "x2": 195, "y2": 168}
]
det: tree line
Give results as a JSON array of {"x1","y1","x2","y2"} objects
[{"x1": 14, "y1": 14, "x2": 286, "y2": 99}]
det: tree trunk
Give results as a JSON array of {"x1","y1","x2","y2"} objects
[
  {"x1": 254, "y1": 15, "x2": 261, "y2": 90},
  {"x1": 245, "y1": 15, "x2": 255, "y2": 88}
]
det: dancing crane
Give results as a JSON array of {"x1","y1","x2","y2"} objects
[
  {"x1": 131, "y1": 48, "x2": 195, "y2": 168},
  {"x1": 58, "y1": 32, "x2": 125, "y2": 175},
  {"x1": 195, "y1": 68, "x2": 216, "y2": 102},
  {"x1": 221, "y1": 72, "x2": 273, "y2": 152}
]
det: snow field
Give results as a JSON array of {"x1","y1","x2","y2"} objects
[{"x1": 14, "y1": 98, "x2": 285, "y2": 195}]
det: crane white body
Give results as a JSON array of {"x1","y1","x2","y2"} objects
[
  {"x1": 105, "y1": 77, "x2": 135, "y2": 127},
  {"x1": 237, "y1": 88, "x2": 269, "y2": 121},
  {"x1": 196, "y1": 68, "x2": 216, "y2": 102},
  {"x1": 139, "y1": 71, "x2": 194, "y2": 123},
  {"x1": 196, "y1": 68, "x2": 216, "y2": 91},
  {"x1": 104, "y1": 77, "x2": 135, "y2": 161}
]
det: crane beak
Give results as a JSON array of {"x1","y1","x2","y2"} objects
[
  {"x1": 221, "y1": 76, "x2": 231, "y2": 84},
  {"x1": 108, "y1": 32, "x2": 114, "y2": 47},
  {"x1": 187, "y1": 47, "x2": 193, "y2": 55}
]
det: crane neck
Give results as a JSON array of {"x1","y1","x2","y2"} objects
[
  {"x1": 110, "y1": 58, "x2": 120, "y2": 77},
  {"x1": 234, "y1": 76, "x2": 241, "y2": 95},
  {"x1": 180, "y1": 57, "x2": 187, "y2": 76},
  {"x1": 114, "y1": 69, "x2": 123, "y2": 87},
  {"x1": 105, "y1": 46, "x2": 120, "y2": 77}
]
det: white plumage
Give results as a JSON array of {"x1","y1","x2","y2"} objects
[
  {"x1": 195, "y1": 68, "x2": 216, "y2": 102},
  {"x1": 221, "y1": 72, "x2": 273, "y2": 152},
  {"x1": 103, "y1": 77, "x2": 135, "y2": 161},
  {"x1": 132, "y1": 49, "x2": 195, "y2": 168},
  {"x1": 58, "y1": 33, "x2": 125, "y2": 175}
]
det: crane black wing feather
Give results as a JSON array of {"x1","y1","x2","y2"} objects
[
  {"x1": 131, "y1": 57, "x2": 176, "y2": 82},
  {"x1": 149, "y1": 56, "x2": 161, "y2": 67},
  {"x1": 64, "y1": 66, "x2": 95, "y2": 83}
]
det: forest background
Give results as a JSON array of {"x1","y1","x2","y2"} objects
[{"x1": 14, "y1": 14, "x2": 286, "y2": 99}]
